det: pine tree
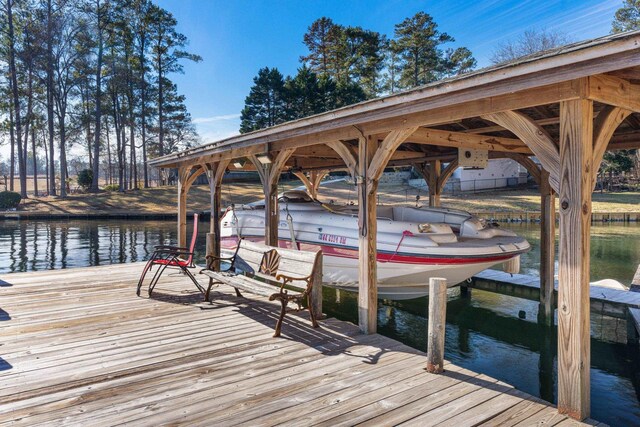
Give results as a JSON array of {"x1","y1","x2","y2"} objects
[
  {"x1": 612, "y1": 0, "x2": 640, "y2": 33},
  {"x1": 284, "y1": 66, "x2": 322, "y2": 119},
  {"x1": 161, "y1": 80, "x2": 198, "y2": 153},
  {"x1": 148, "y1": 4, "x2": 201, "y2": 157},
  {"x1": 240, "y1": 67, "x2": 289, "y2": 133},
  {"x1": 341, "y1": 27, "x2": 385, "y2": 96},
  {"x1": 301, "y1": 18, "x2": 385, "y2": 98},
  {"x1": 300, "y1": 17, "x2": 338, "y2": 77},
  {"x1": 389, "y1": 12, "x2": 455, "y2": 89},
  {"x1": 442, "y1": 47, "x2": 476, "y2": 77}
]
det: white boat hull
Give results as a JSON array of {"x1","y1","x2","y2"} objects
[{"x1": 221, "y1": 193, "x2": 530, "y2": 300}]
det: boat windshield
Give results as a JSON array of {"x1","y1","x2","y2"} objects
[{"x1": 278, "y1": 191, "x2": 314, "y2": 203}]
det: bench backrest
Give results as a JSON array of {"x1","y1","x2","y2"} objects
[{"x1": 234, "y1": 240, "x2": 321, "y2": 289}]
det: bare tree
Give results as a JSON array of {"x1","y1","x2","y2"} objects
[{"x1": 490, "y1": 28, "x2": 571, "y2": 65}]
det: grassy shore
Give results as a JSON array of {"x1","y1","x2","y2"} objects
[{"x1": 3, "y1": 179, "x2": 640, "y2": 216}]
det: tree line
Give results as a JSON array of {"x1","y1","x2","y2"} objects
[
  {"x1": 240, "y1": 12, "x2": 477, "y2": 133},
  {"x1": 0, "y1": 0, "x2": 201, "y2": 198}
]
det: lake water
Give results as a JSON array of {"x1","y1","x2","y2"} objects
[{"x1": 1, "y1": 219, "x2": 640, "y2": 426}]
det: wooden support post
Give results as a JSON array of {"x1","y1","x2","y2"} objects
[
  {"x1": 177, "y1": 167, "x2": 188, "y2": 248},
  {"x1": 206, "y1": 232, "x2": 216, "y2": 268},
  {"x1": 264, "y1": 174, "x2": 278, "y2": 246},
  {"x1": 539, "y1": 169, "x2": 556, "y2": 326},
  {"x1": 358, "y1": 136, "x2": 378, "y2": 334},
  {"x1": 429, "y1": 160, "x2": 441, "y2": 207},
  {"x1": 250, "y1": 150, "x2": 295, "y2": 247},
  {"x1": 426, "y1": 277, "x2": 447, "y2": 374},
  {"x1": 207, "y1": 160, "x2": 228, "y2": 270},
  {"x1": 557, "y1": 98, "x2": 593, "y2": 421},
  {"x1": 311, "y1": 252, "x2": 323, "y2": 320}
]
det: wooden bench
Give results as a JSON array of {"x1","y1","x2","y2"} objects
[{"x1": 200, "y1": 240, "x2": 323, "y2": 337}]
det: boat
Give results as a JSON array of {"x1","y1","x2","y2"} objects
[{"x1": 220, "y1": 191, "x2": 531, "y2": 300}]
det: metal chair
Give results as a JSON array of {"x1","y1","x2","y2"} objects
[{"x1": 136, "y1": 213, "x2": 205, "y2": 296}]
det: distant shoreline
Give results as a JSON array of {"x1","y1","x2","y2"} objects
[
  {"x1": 3, "y1": 210, "x2": 640, "y2": 223},
  {"x1": 2, "y1": 182, "x2": 640, "y2": 222}
]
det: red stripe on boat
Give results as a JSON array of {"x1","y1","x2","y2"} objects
[{"x1": 221, "y1": 237, "x2": 518, "y2": 265}]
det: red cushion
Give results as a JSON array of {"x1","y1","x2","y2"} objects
[{"x1": 152, "y1": 258, "x2": 189, "y2": 267}]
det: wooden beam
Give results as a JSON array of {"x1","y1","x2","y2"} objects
[
  {"x1": 310, "y1": 171, "x2": 326, "y2": 198},
  {"x1": 437, "y1": 159, "x2": 459, "y2": 194},
  {"x1": 326, "y1": 141, "x2": 357, "y2": 178},
  {"x1": 296, "y1": 152, "x2": 459, "y2": 174},
  {"x1": 358, "y1": 80, "x2": 583, "y2": 136},
  {"x1": 248, "y1": 154, "x2": 268, "y2": 184},
  {"x1": 609, "y1": 132, "x2": 640, "y2": 150},
  {"x1": 408, "y1": 127, "x2": 532, "y2": 154},
  {"x1": 287, "y1": 159, "x2": 350, "y2": 170},
  {"x1": 185, "y1": 165, "x2": 205, "y2": 188},
  {"x1": 292, "y1": 170, "x2": 328, "y2": 199},
  {"x1": 494, "y1": 152, "x2": 542, "y2": 184},
  {"x1": 482, "y1": 111, "x2": 560, "y2": 192},
  {"x1": 368, "y1": 127, "x2": 418, "y2": 183},
  {"x1": 539, "y1": 169, "x2": 555, "y2": 326},
  {"x1": 592, "y1": 105, "x2": 632, "y2": 189},
  {"x1": 268, "y1": 148, "x2": 296, "y2": 189},
  {"x1": 263, "y1": 149, "x2": 296, "y2": 246},
  {"x1": 463, "y1": 117, "x2": 560, "y2": 134},
  {"x1": 292, "y1": 171, "x2": 313, "y2": 197},
  {"x1": 293, "y1": 145, "x2": 344, "y2": 158},
  {"x1": 358, "y1": 136, "x2": 378, "y2": 334},
  {"x1": 557, "y1": 98, "x2": 593, "y2": 421},
  {"x1": 587, "y1": 74, "x2": 640, "y2": 113},
  {"x1": 607, "y1": 66, "x2": 640, "y2": 81}
]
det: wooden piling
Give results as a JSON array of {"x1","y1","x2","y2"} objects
[
  {"x1": 426, "y1": 277, "x2": 447, "y2": 374},
  {"x1": 310, "y1": 251, "x2": 324, "y2": 320},
  {"x1": 539, "y1": 169, "x2": 556, "y2": 325}
]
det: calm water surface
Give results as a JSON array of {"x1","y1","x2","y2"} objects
[{"x1": 1, "y1": 219, "x2": 640, "y2": 426}]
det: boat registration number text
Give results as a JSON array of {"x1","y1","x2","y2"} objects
[{"x1": 319, "y1": 233, "x2": 347, "y2": 245}]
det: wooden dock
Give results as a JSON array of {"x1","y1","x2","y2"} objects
[
  {"x1": 469, "y1": 269, "x2": 640, "y2": 319},
  {"x1": 0, "y1": 263, "x2": 599, "y2": 426}
]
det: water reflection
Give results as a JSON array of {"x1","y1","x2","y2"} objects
[
  {"x1": 0, "y1": 220, "x2": 207, "y2": 274},
  {"x1": 514, "y1": 222, "x2": 640, "y2": 283}
]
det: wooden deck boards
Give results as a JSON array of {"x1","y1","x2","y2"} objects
[{"x1": 0, "y1": 263, "x2": 595, "y2": 426}]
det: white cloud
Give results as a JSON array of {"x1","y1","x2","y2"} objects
[
  {"x1": 193, "y1": 113, "x2": 241, "y2": 145},
  {"x1": 192, "y1": 113, "x2": 241, "y2": 124}
]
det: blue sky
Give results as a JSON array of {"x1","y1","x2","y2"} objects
[{"x1": 158, "y1": 0, "x2": 622, "y2": 143}]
